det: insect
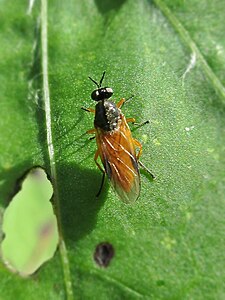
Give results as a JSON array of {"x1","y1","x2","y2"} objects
[{"x1": 82, "y1": 72, "x2": 154, "y2": 203}]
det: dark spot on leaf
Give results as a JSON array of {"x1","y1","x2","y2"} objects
[{"x1": 94, "y1": 242, "x2": 114, "y2": 267}]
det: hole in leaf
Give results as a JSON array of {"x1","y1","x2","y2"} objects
[
  {"x1": 94, "y1": 242, "x2": 114, "y2": 268},
  {"x1": 0, "y1": 167, "x2": 59, "y2": 276}
]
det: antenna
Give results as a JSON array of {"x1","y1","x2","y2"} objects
[
  {"x1": 88, "y1": 71, "x2": 106, "y2": 88},
  {"x1": 88, "y1": 76, "x2": 99, "y2": 87},
  {"x1": 99, "y1": 71, "x2": 106, "y2": 87}
]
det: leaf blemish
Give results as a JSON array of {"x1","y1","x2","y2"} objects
[
  {"x1": 182, "y1": 52, "x2": 197, "y2": 84},
  {"x1": 94, "y1": 242, "x2": 115, "y2": 268}
]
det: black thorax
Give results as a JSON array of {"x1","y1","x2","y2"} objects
[{"x1": 94, "y1": 100, "x2": 120, "y2": 131}]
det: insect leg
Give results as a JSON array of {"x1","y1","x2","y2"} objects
[
  {"x1": 133, "y1": 138, "x2": 155, "y2": 179},
  {"x1": 126, "y1": 117, "x2": 136, "y2": 123},
  {"x1": 96, "y1": 173, "x2": 105, "y2": 197},
  {"x1": 86, "y1": 128, "x2": 96, "y2": 140},
  {"x1": 81, "y1": 107, "x2": 95, "y2": 113},
  {"x1": 128, "y1": 120, "x2": 150, "y2": 127},
  {"x1": 94, "y1": 149, "x2": 105, "y2": 173},
  {"x1": 126, "y1": 117, "x2": 149, "y2": 127},
  {"x1": 86, "y1": 129, "x2": 96, "y2": 134},
  {"x1": 138, "y1": 161, "x2": 155, "y2": 179},
  {"x1": 94, "y1": 150, "x2": 106, "y2": 197},
  {"x1": 89, "y1": 136, "x2": 96, "y2": 141},
  {"x1": 117, "y1": 98, "x2": 126, "y2": 108},
  {"x1": 117, "y1": 94, "x2": 135, "y2": 108},
  {"x1": 133, "y1": 120, "x2": 150, "y2": 127},
  {"x1": 132, "y1": 138, "x2": 143, "y2": 159}
]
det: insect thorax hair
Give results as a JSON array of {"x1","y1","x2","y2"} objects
[{"x1": 94, "y1": 100, "x2": 120, "y2": 131}]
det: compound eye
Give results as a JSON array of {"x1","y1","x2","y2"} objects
[
  {"x1": 91, "y1": 89, "x2": 100, "y2": 101},
  {"x1": 91, "y1": 87, "x2": 113, "y2": 101},
  {"x1": 105, "y1": 88, "x2": 113, "y2": 98}
]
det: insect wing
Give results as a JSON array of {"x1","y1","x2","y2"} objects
[{"x1": 96, "y1": 116, "x2": 140, "y2": 203}]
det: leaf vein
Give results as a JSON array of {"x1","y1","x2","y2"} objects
[
  {"x1": 153, "y1": 0, "x2": 225, "y2": 102},
  {"x1": 41, "y1": 0, "x2": 73, "y2": 299},
  {"x1": 92, "y1": 270, "x2": 146, "y2": 298}
]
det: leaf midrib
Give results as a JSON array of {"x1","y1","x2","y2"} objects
[{"x1": 41, "y1": 0, "x2": 73, "y2": 299}]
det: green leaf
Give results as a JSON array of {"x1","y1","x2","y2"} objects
[{"x1": 1, "y1": 0, "x2": 225, "y2": 299}]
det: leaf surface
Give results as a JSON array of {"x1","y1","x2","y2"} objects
[{"x1": 0, "y1": 0, "x2": 225, "y2": 299}]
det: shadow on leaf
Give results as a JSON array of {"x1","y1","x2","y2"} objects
[
  {"x1": 94, "y1": 0, "x2": 127, "y2": 14},
  {"x1": 0, "y1": 161, "x2": 36, "y2": 207},
  {"x1": 56, "y1": 162, "x2": 108, "y2": 242}
]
